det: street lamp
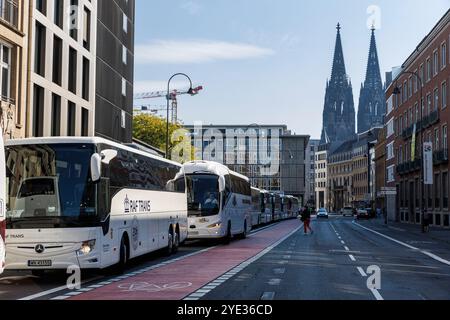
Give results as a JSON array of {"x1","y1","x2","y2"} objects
[
  {"x1": 392, "y1": 70, "x2": 424, "y2": 223},
  {"x1": 166, "y1": 73, "x2": 196, "y2": 159}
]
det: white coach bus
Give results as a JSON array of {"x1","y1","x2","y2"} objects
[
  {"x1": 0, "y1": 126, "x2": 6, "y2": 274},
  {"x1": 180, "y1": 161, "x2": 251, "y2": 242},
  {"x1": 4, "y1": 137, "x2": 188, "y2": 272}
]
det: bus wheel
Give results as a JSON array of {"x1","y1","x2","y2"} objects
[
  {"x1": 117, "y1": 236, "x2": 129, "y2": 274},
  {"x1": 172, "y1": 230, "x2": 180, "y2": 254},
  {"x1": 166, "y1": 229, "x2": 174, "y2": 256},
  {"x1": 238, "y1": 221, "x2": 248, "y2": 239},
  {"x1": 223, "y1": 223, "x2": 232, "y2": 245}
]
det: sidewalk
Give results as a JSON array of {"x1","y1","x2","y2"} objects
[{"x1": 367, "y1": 216, "x2": 450, "y2": 245}]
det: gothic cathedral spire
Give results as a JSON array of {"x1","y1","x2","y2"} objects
[
  {"x1": 357, "y1": 27, "x2": 385, "y2": 133},
  {"x1": 321, "y1": 24, "x2": 356, "y2": 144}
]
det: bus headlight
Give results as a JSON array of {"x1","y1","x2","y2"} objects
[
  {"x1": 207, "y1": 223, "x2": 221, "y2": 229},
  {"x1": 77, "y1": 240, "x2": 96, "y2": 256}
]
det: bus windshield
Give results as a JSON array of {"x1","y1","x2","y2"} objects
[
  {"x1": 5, "y1": 144, "x2": 98, "y2": 229},
  {"x1": 186, "y1": 174, "x2": 220, "y2": 217}
]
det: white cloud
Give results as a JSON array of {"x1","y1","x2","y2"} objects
[
  {"x1": 180, "y1": 1, "x2": 202, "y2": 15},
  {"x1": 135, "y1": 40, "x2": 275, "y2": 65}
]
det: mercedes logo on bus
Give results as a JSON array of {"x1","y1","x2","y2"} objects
[{"x1": 35, "y1": 244, "x2": 45, "y2": 254}]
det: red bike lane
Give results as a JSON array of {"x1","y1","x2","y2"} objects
[{"x1": 69, "y1": 219, "x2": 300, "y2": 300}]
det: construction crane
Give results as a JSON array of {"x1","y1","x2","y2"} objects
[{"x1": 134, "y1": 86, "x2": 203, "y2": 124}]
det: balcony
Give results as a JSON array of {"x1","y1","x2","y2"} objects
[
  {"x1": 0, "y1": 0, "x2": 18, "y2": 29},
  {"x1": 433, "y1": 149, "x2": 449, "y2": 166},
  {"x1": 396, "y1": 158, "x2": 422, "y2": 176}
]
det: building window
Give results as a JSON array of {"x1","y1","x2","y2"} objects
[
  {"x1": 443, "y1": 125, "x2": 448, "y2": 150},
  {"x1": 426, "y1": 58, "x2": 431, "y2": 82},
  {"x1": 54, "y1": 0, "x2": 64, "y2": 29},
  {"x1": 427, "y1": 94, "x2": 432, "y2": 115},
  {"x1": 433, "y1": 50, "x2": 439, "y2": 76},
  {"x1": 0, "y1": 43, "x2": 11, "y2": 100},
  {"x1": 434, "y1": 88, "x2": 439, "y2": 111},
  {"x1": 33, "y1": 85, "x2": 44, "y2": 137},
  {"x1": 34, "y1": 22, "x2": 46, "y2": 77},
  {"x1": 443, "y1": 81, "x2": 447, "y2": 109},
  {"x1": 83, "y1": 7, "x2": 91, "y2": 50},
  {"x1": 122, "y1": 45, "x2": 127, "y2": 65},
  {"x1": 51, "y1": 93, "x2": 61, "y2": 136},
  {"x1": 403, "y1": 81, "x2": 408, "y2": 102},
  {"x1": 81, "y1": 107, "x2": 89, "y2": 136},
  {"x1": 36, "y1": 0, "x2": 47, "y2": 15},
  {"x1": 68, "y1": 47, "x2": 77, "y2": 94},
  {"x1": 408, "y1": 77, "x2": 413, "y2": 98},
  {"x1": 70, "y1": 0, "x2": 79, "y2": 40},
  {"x1": 123, "y1": 13, "x2": 128, "y2": 33},
  {"x1": 419, "y1": 64, "x2": 424, "y2": 86},
  {"x1": 82, "y1": 57, "x2": 89, "y2": 100},
  {"x1": 435, "y1": 128, "x2": 440, "y2": 151},
  {"x1": 122, "y1": 78, "x2": 126, "y2": 96},
  {"x1": 67, "y1": 101, "x2": 76, "y2": 136},
  {"x1": 442, "y1": 43, "x2": 447, "y2": 69},
  {"x1": 443, "y1": 172, "x2": 448, "y2": 209},
  {"x1": 52, "y1": 35, "x2": 62, "y2": 85},
  {"x1": 413, "y1": 70, "x2": 418, "y2": 93}
]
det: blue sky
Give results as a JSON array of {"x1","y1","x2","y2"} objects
[{"x1": 134, "y1": 0, "x2": 450, "y2": 139}]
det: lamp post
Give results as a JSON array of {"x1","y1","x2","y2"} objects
[
  {"x1": 166, "y1": 73, "x2": 195, "y2": 159},
  {"x1": 393, "y1": 70, "x2": 424, "y2": 223}
]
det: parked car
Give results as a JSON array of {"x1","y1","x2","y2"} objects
[
  {"x1": 341, "y1": 207, "x2": 354, "y2": 217},
  {"x1": 317, "y1": 208, "x2": 329, "y2": 219},
  {"x1": 356, "y1": 209, "x2": 370, "y2": 220}
]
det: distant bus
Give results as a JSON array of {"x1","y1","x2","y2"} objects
[
  {"x1": 4, "y1": 137, "x2": 188, "y2": 273},
  {"x1": 0, "y1": 127, "x2": 5, "y2": 274},
  {"x1": 284, "y1": 196, "x2": 300, "y2": 218},
  {"x1": 272, "y1": 193, "x2": 283, "y2": 221},
  {"x1": 181, "y1": 161, "x2": 251, "y2": 242}
]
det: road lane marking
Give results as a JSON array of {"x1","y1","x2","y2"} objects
[
  {"x1": 268, "y1": 279, "x2": 281, "y2": 286},
  {"x1": 261, "y1": 292, "x2": 275, "y2": 300},
  {"x1": 183, "y1": 225, "x2": 302, "y2": 300},
  {"x1": 370, "y1": 288, "x2": 384, "y2": 301},
  {"x1": 18, "y1": 276, "x2": 103, "y2": 301},
  {"x1": 341, "y1": 241, "x2": 346, "y2": 245},
  {"x1": 353, "y1": 222, "x2": 450, "y2": 266},
  {"x1": 344, "y1": 246, "x2": 350, "y2": 251},
  {"x1": 357, "y1": 267, "x2": 367, "y2": 277},
  {"x1": 349, "y1": 255, "x2": 356, "y2": 262},
  {"x1": 273, "y1": 268, "x2": 286, "y2": 275}
]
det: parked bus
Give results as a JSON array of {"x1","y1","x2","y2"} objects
[
  {"x1": 272, "y1": 193, "x2": 283, "y2": 221},
  {"x1": 260, "y1": 190, "x2": 273, "y2": 224},
  {"x1": 181, "y1": 161, "x2": 251, "y2": 242},
  {"x1": 4, "y1": 137, "x2": 188, "y2": 272},
  {"x1": 250, "y1": 187, "x2": 263, "y2": 227},
  {"x1": 0, "y1": 127, "x2": 6, "y2": 274}
]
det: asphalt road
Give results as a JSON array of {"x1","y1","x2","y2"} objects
[
  {"x1": 1, "y1": 216, "x2": 450, "y2": 300},
  {"x1": 202, "y1": 216, "x2": 450, "y2": 300}
]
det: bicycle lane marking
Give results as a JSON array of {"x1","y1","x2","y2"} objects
[{"x1": 66, "y1": 219, "x2": 300, "y2": 300}]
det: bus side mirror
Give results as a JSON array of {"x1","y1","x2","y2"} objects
[
  {"x1": 90, "y1": 153, "x2": 102, "y2": 182},
  {"x1": 218, "y1": 176, "x2": 226, "y2": 192},
  {"x1": 101, "y1": 149, "x2": 118, "y2": 164}
]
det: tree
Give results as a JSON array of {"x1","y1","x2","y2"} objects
[{"x1": 132, "y1": 113, "x2": 195, "y2": 162}]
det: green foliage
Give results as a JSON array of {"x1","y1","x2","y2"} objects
[{"x1": 132, "y1": 113, "x2": 181, "y2": 152}]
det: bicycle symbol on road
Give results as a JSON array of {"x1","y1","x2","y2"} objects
[{"x1": 118, "y1": 282, "x2": 193, "y2": 293}]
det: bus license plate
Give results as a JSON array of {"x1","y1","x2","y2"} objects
[
  {"x1": 28, "y1": 260, "x2": 52, "y2": 267},
  {"x1": 189, "y1": 231, "x2": 199, "y2": 236}
]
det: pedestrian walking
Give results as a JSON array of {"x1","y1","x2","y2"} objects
[{"x1": 300, "y1": 207, "x2": 314, "y2": 235}]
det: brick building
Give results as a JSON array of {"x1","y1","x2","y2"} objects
[{"x1": 385, "y1": 9, "x2": 450, "y2": 227}]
